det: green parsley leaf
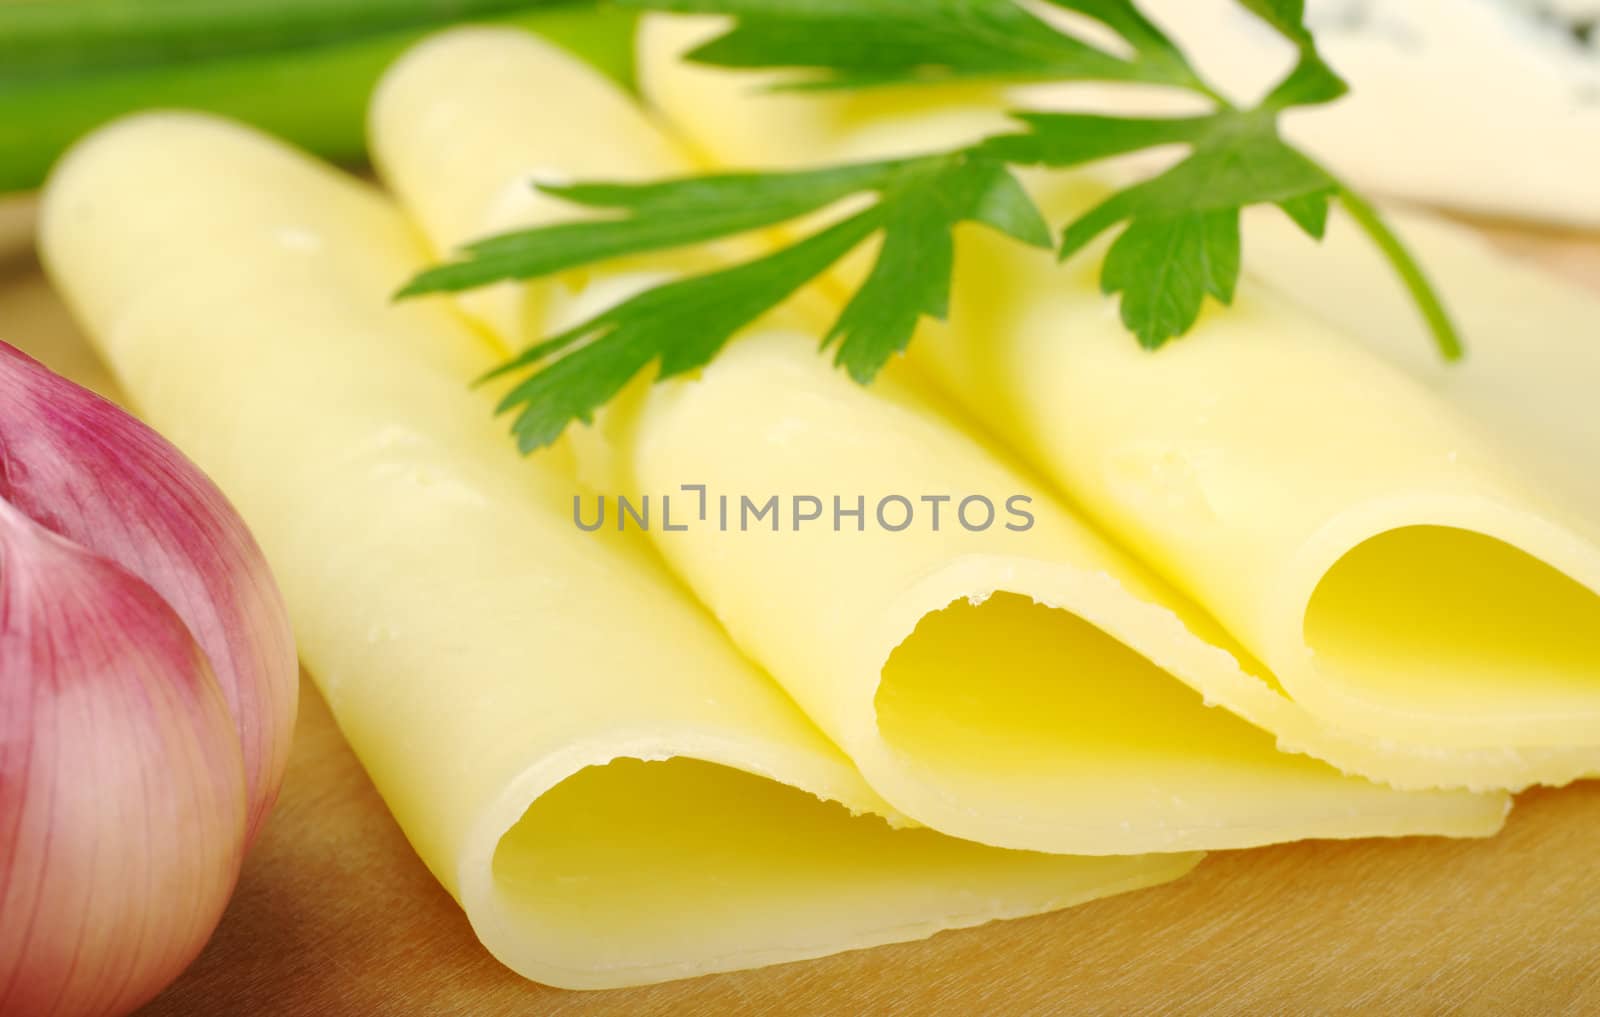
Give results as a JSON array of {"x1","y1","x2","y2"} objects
[
  {"x1": 1236, "y1": 0, "x2": 1316, "y2": 46},
  {"x1": 403, "y1": 0, "x2": 1464, "y2": 455},
  {"x1": 440, "y1": 148, "x2": 1049, "y2": 448},
  {"x1": 398, "y1": 159, "x2": 906, "y2": 297},
  {"x1": 991, "y1": 110, "x2": 1335, "y2": 347},
  {"x1": 485, "y1": 212, "x2": 877, "y2": 452},
  {"x1": 1235, "y1": 0, "x2": 1349, "y2": 108},
  {"x1": 1040, "y1": 0, "x2": 1202, "y2": 90},
  {"x1": 982, "y1": 111, "x2": 1222, "y2": 169},
  {"x1": 619, "y1": 0, "x2": 1208, "y2": 92},
  {"x1": 1099, "y1": 210, "x2": 1240, "y2": 348},
  {"x1": 1277, "y1": 190, "x2": 1333, "y2": 238},
  {"x1": 827, "y1": 152, "x2": 1052, "y2": 382}
]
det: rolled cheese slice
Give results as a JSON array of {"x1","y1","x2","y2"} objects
[
  {"x1": 1240, "y1": 204, "x2": 1600, "y2": 519},
  {"x1": 637, "y1": 17, "x2": 1016, "y2": 174},
  {"x1": 918, "y1": 193, "x2": 1600, "y2": 781},
  {"x1": 373, "y1": 26, "x2": 1508, "y2": 852},
  {"x1": 39, "y1": 112, "x2": 1202, "y2": 990},
  {"x1": 637, "y1": 18, "x2": 1600, "y2": 790}
]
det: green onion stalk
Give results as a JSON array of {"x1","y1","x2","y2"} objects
[{"x1": 0, "y1": 1, "x2": 632, "y2": 193}]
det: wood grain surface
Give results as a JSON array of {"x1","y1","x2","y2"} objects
[{"x1": 2, "y1": 203, "x2": 1597, "y2": 1017}]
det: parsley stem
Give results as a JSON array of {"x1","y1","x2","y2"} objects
[{"x1": 1333, "y1": 186, "x2": 1465, "y2": 362}]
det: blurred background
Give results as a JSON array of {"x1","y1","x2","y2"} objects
[{"x1": 0, "y1": 1, "x2": 634, "y2": 195}]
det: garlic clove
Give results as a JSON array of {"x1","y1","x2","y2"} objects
[
  {"x1": 0, "y1": 497, "x2": 248, "y2": 1017},
  {"x1": 0, "y1": 341, "x2": 296, "y2": 847}
]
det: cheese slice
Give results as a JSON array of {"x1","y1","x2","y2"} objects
[
  {"x1": 637, "y1": 18, "x2": 1600, "y2": 791},
  {"x1": 636, "y1": 17, "x2": 1017, "y2": 174},
  {"x1": 1240, "y1": 203, "x2": 1600, "y2": 519},
  {"x1": 39, "y1": 111, "x2": 1203, "y2": 990},
  {"x1": 916, "y1": 187, "x2": 1600, "y2": 785},
  {"x1": 372, "y1": 26, "x2": 1508, "y2": 851}
]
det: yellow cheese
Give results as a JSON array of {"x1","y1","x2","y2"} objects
[
  {"x1": 636, "y1": 17, "x2": 1014, "y2": 173},
  {"x1": 632, "y1": 22, "x2": 1600, "y2": 790},
  {"x1": 1240, "y1": 204, "x2": 1600, "y2": 520},
  {"x1": 372, "y1": 27, "x2": 1508, "y2": 849},
  {"x1": 916, "y1": 192, "x2": 1600, "y2": 788},
  {"x1": 39, "y1": 111, "x2": 1201, "y2": 990}
]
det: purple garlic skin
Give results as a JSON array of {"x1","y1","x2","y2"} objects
[
  {"x1": 0, "y1": 340, "x2": 297, "y2": 847},
  {"x1": 0, "y1": 499, "x2": 249, "y2": 1017}
]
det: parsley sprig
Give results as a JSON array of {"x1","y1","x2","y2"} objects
[{"x1": 400, "y1": 0, "x2": 1464, "y2": 452}]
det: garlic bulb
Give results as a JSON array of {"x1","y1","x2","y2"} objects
[
  {"x1": 0, "y1": 341, "x2": 296, "y2": 843},
  {"x1": 0, "y1": 500, "x2": 247, "y2": 1017},
  {"x1": 0, "y1": 341, "x2": 297, "y2": 1016}
]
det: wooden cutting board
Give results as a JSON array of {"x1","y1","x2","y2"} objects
[{"x1": 3, "y1": 199, "x2": 1598, "y2": 1017}]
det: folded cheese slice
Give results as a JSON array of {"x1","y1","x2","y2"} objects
[
  {"x1": 371, "y1": 26, "x2": 1507, "y2": 851},
  {"x1": 633, "y1": 21, "x2": 1600, "y2": 791},
  {"x1": 39, "y1": 111, "x2": 1203, "y2": 990},
  {"x1": 1240, "y1": 205, "x2": 1600, "y2": 521}
]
